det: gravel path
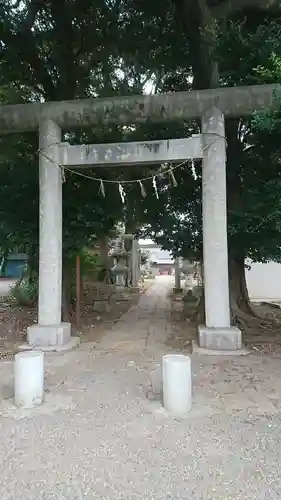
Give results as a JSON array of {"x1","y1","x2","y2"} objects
[{"x1": 0, "y1": 277, "x2": 281, "y2": 499}]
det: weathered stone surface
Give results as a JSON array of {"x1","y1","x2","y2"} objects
[
  {"x1": 93, "y1": 301, "x2": 111, "y2": 313},
  {"x1": 198, "y1": 325, "x2": 242, "y2": 351},
  {"x1": 202, "y1": 108, "x2": 230, "y2": 328},
  {"x1": 38, "y1": 119, "x2": 63, "y2": 327},
  {"x1": 110, "y1": 292, "x2": 130, "y2": 302},
  {"x1": 0, "y1": 84, "x2": 279, "y2": 132},
  {"x1": 59, "y1": 137, "x2": 202, "y2": 167},
  {"x1": 27, "y1": 322, "x2": 71, "y2": 347}
]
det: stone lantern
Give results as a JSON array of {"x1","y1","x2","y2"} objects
[
  {"x1": 110, "y1": 249, "x2": 129, "y2": 287},
  {"x1": 181, "y1": 260, "x2": 194, "y2": 275},
  {"x1": 181, "y1": 260, "x2": 195, "y2": 289}
]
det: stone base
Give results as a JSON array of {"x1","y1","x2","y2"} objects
[
  {"x1": 173, "y1": 287, "x2": 183, "y2": 294},
  {"x1": 198, "y1": 325, "x2": 242, "y2": 351},
  {"x1": 130, "y1": 286, "x2": 140, "y2": 293},
  {"x1": 27, "y1": 322, "x2": 74, "y2": 348},
  {"x1": 93, "y1": 301, "x2": 111, "y2": 313},
  {"x1": 192, "y1": 340, "x2": 250, "y2": 356},
  {"x1": 111, "y1": 291, "x2": 130, "y2": 301},
  {"x1": 18, "y1": 336, "x2": 80, "y2": 353}
]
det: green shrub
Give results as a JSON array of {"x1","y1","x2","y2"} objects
[
  {"x1": 10, "y1": 274, "x2": 38, "y2": 306},
  {"x1": 77, "y1": 249, "x2": 106, "y2": 282},
  {"x1": 182, "y1": 290, "x2": 197, "y2": 303}
]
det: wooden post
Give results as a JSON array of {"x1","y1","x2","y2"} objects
[{"x1": 76, "y1": 254, "x2": 81, "y2": 330}]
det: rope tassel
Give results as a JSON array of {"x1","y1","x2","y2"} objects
[{"x1": 169, "y1": 169, "x2": 177, "y2": 187}]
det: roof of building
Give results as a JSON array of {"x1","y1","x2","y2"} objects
[{"x1": 151, "y1": 259, "x2": 173, "y2": 265}]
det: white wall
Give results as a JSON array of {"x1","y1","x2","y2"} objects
[
  {"x1": 139, "y1": 242, "x2": 173, "y2": 266},
  {"x1": 246, "y1": 262, "x2": 281, "y2": 302}
]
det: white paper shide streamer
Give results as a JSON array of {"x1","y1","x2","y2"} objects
[
  {"x1": 152, "y1": 176, "x2": 159, "y2": 199},
  {"x1": 100, "y1": 179, "x2": 105, "y2": 197},
  {"x1": 118, "y1": 183, "x2": 126, "y2": 203},
  {"x1": 61, "y1": 167, "x2": 66, "y2": 183}
]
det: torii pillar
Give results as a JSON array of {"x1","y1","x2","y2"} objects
[
  {"x1": 26, "y1": 120, "x2": 79, "y2": 351},
  {"x1": 198, "y1": 108, "x2": 242, "y2": 351}
]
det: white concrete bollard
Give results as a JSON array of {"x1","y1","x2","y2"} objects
[
  {"x1": 162, "y1": 354, "x2": 192, "y2": 416},
  {"x1": 14, "y1": 351, "x2": 44, "y2": 408}
]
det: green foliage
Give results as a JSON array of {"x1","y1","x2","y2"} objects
[
  {"x1": 140, "y1": 251, "x2": 149, "y2": 265},
  {"x1": 10, "y1": 273, "x2": 38, "y2": 307},
  {"x1": 141, "y1": 268, "x2": 155, "y2": 279},
  {"x1": 80, "y1": 249, "x2": 103, "y2": 272},
  {"x1": 138, "y1": 6, "x2": 281, "y2": 268},
  {"x1": 182, "y1": 290, "x2": 197, "y2": 304},
  {"x1": 1, "y1": 0, "x2": 281, "y2": 279},
  {"x1": 69, "y1": 249, "x2": 105, "y2": 280},
  {"x1": 0, "y1": 0, "x2": 140, "y2": 258}
]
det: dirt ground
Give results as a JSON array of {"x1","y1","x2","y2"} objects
[
  {"x1": 169, "y1": 291, "x2": 281, "y2": 356},
  {"x1": 2, "y1": 278, "x2": 281, "y2": 499},
  {"x1": 78, "y1": 280, "x2": 152, "y2": 343},
  {"x1": 0, "y1": 280, "x2": 153, "y2": 359},
  {"x1": 2, "y1": 281, "x2": 281, "y2": 359}
]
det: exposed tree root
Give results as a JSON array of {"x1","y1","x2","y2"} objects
[
  {"x1": 260, "y1": 301, "x2": 281, "y2": 310},
  {"x1": 229, "y1": 258, "x2": 281, "y2": 339},
  {"x1": 232, "y1": 306, "x2": 279, "y2": 339},
  {"x1": 187, "y1": 257, "x2": 281, "y2": 344},
  {"x1": 231, "y1": 306, "x2": 274, "y2": 325}
]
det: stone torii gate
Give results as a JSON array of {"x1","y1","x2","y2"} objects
[{"x1": 0, "y1": 84, "x2": 279, "y2": 352}]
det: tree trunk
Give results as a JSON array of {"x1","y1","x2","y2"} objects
[
  {"x1": 62, "y1": 260, "x2": 73, "y2": 322},
  {"x1": 27, "y1": 243, "x2": 38, "y2": 284},
  {"x1": 173, "y1": 0, "x2": 255, "y2": 332},
  {"x1": 174, "y1": 0, "x2": 219, "y2": 89},
  {"x1": 192, "y1": 289, "x2": 205, "y2": 324},
  {"x1": 229, "y1": 258, "x2": 252, "y2": 315},
  {"x1": 99, "y1": 234, "x2": 110, "y2": 283},
  {"x1": 229, "y1": 257, "x2": 273, "y2": 322}
]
